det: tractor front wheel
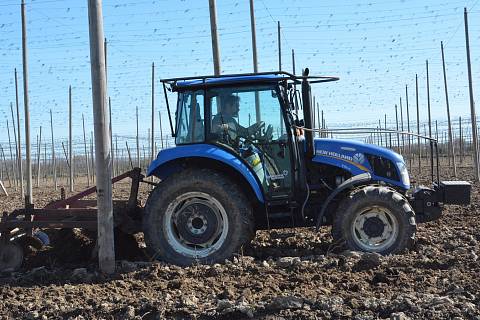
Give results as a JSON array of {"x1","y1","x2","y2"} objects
[
  {"x1": 143, "y1": 169, "x2": 255, "y2": 266},
  {"x1": 332, "y1": 185, "x2": 416, "y2": 255}
]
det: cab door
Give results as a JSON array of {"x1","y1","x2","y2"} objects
[{"x1": 206, "y1": 85, "x2": 294, "y2": 201}]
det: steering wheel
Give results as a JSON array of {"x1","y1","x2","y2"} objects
[{"x1": 245, "y1": 121, "x2": 273, "y2": 142}]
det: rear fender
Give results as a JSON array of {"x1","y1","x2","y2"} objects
[{"x1": 147, "y1": 144, "x2": 265, "y2": 203}]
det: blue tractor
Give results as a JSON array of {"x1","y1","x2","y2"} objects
[{"x1": 143, "y1": 70, "x2": 471, "y2": 266}]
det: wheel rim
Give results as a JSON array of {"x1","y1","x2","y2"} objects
[
  {"x1": 351, "y1": 205, "x2": 399, "y2": 252},
  {"x1": 163, "y1": 192, "x2": 229, "y2": 259}
]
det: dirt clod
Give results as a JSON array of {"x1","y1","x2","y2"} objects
[{"x1": 0, "y1": 167, "x2": 479, "y2": 319}]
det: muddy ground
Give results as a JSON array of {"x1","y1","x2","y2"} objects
[{"x1": 0, "y1": 166, "x2": 478, "y2": 319}]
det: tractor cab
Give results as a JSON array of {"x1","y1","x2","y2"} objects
[
  {"x1": 156, "y1": 71, "x2": 337, "y2": 206},
  {"x1": 176, "y1": 81, "x2": 293, "y2": 200}
]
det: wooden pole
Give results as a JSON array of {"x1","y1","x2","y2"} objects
[
  {"x1": 115, "y1": 135, "x2": 118, "y2": 175},
  {"x1": 109, "y1": 97, "x2": 113, "y2": 177},
  {"x1": 136, "y1": 106, "x2": 140, "y2": 167},
  {"x1": 459, "y1": 117, "x2": 464, "y2": 163},
  {"x1": 44, "y1": 141, "x2": 47, "y2": 183},
  {"x1": 426, "y1": 61, "x2": 432, "y2": 139},
  {"x1": 208, "y1": 0, "x2": 221, "y2": 75},
  {"x1": 9, "y1": 104, "x2": 19, "y2": 190},
  {"x1": 69, "y1": 86, "x2": 74, "y2": 192},
  {"x1": 399, "y1": 97, "x2": 404, "y2": 154},
  {"x1": 395, "y1": 105, "x2": 400, "y2": 151},
  {"x1": 440, "y1": 41, "x2": 457, "y2": 176},
  {"x1": 50, "y1": 110, "x2": 57, "y2": 190},
  {"x1": 151, "y1": 62, "x2": 155, "y2": 162},
  {"x1": 378, "y1": 119, "x2": 383, "y2": 147},
  {"x1": 277, "y1": 21, "x2": 282, "y2": 71},
  {"x1": 21, "y1": 0, "x2": 32, "y2": 204},
  {"x1": 90, "y1": 131, "x2": 95, "y2": 182},
  {"x1": 277, "y1": 21, "x2": 284, "y2": 134},
  {"x1": 158, "y1": 110, "x2": 164, "y2": 150},
  {"x1": 416, "y1": 74, "x2": 421, "y2": 170},
  {"x1": 14, "y1": 69, "x2": 24, "y2": 199},
  {"x1": 36, "y1": 126, "x2": 42, "y2": 188},
  {"x1": 83, "y1": 114, "x2": 91, "y2": 187},
  {"x1": 249, "y1": 0, "x2": 261, "y2": 122},
  {"x1": 88, "y1": 0, "x2": 115, "y2": 273},
  {"x1": 317, "y1": 103, "x2": 320, "y2": 138},
  {"x1": 405, "y1": 85, "x2": 412, "y2": 168},
  {"x1": 464, "y1": 8, "x2": 479, "y2": 180}
]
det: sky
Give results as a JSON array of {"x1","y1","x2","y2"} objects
[{"x1": 0, "y1": 0, "x2": 479, "y2": 151}]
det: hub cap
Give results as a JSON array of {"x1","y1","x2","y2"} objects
[
  {"x1": 351, "y1": 205, "x2": 398, "y2": 252},
  {"x1": 164, "y1": 192, "x2": 228, "y2": 258}
]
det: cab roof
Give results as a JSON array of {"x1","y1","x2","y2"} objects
[{"x1": 162, "y1": 72, "x2": 295, "y2": 91}]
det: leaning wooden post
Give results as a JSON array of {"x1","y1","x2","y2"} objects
[
  {"x1": 21, "y1": 0, "x2": 33, "y2": 204},
  {"x1": 6, "y1": 120, "x2": 17, "y2": 190},
  {"x1": 125, "y1": 141, "x2": 134, "y2": 169},
  {"x1": 441, "y1": 41, "x2": 457, "y2": 176},
  {"x1": 50, "y1": 110, "x2": 57, "y2": 190},
  {"x1": 88, "y1": 0, "x2": 115, "y2": 274},
  {"x1": 415, "y1": 74, "x2": 421, "y2": 170},
  {"x1": 464, "y1": 8, "x2": 479, "y2": 180},
  {"x1": 0, "y1": 144, "x2": 11, "y2": 188}
]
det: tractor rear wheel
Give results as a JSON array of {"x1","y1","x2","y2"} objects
[
  {"x1": 0, "y1": 242, "x2": 24, "y2": 272},
  {"x1": 143, "y1": 169, "x2": 255, "y2": 266},
  {"x1": 332, "y1": 185, "x2": 416, "y2": 255}
]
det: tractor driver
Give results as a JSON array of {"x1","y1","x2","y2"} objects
[
  {"x1": 212, "y1": 94, "x2": 259, "y2": 141},
  {"x1": 211, "y1": 94, "x2": 270, "y2": 143}
]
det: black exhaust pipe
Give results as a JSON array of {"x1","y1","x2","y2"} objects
[{"x1": 301, "y1": 68, "x2": 314, "y2": 158}]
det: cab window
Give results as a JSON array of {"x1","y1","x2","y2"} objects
[{"x1": 175, "y1": 90, "x2": 205, "y2": 144}]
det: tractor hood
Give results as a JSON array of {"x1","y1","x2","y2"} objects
[{"x1": 313, "y1": 138, "x2": 410, "y2": 189}]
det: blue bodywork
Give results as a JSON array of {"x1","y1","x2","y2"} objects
[
  {"x1": 147, "y1": 144, "x2": 265, "y2": 203},
  {"x1": 313, "y1": 138, "x2": 410, "y2": 189},
  {"x1": 147, "y1": 139, "x2": 409, "y2": 204}
]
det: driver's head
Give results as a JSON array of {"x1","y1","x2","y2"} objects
[{"x1": 221, "y1": 94, "x2": 240, "y2": 118}]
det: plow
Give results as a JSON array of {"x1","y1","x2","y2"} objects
[{"x1": 0, "y1": 168, "x2": 146, "y2": 272}]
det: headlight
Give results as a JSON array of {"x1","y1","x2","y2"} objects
[{"x1": 396, "y1": 161, "x2": 410, "y2": 187}]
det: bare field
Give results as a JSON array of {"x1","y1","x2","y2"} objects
[{"x1": 0, "y1": 167, "x2": 478, "y2": 319}]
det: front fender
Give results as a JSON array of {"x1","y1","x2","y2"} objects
[{"x1": 147, "y1": 144, "x2": 265, "y2": 203}]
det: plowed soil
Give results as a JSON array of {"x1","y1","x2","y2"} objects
[{"x1": 0, "y1": 166, "x2": 478, "y2": 319}]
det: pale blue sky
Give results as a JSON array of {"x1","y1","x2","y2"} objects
[{"x1": 0, "y1": 0, "x2": 479, "y2": 148}]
